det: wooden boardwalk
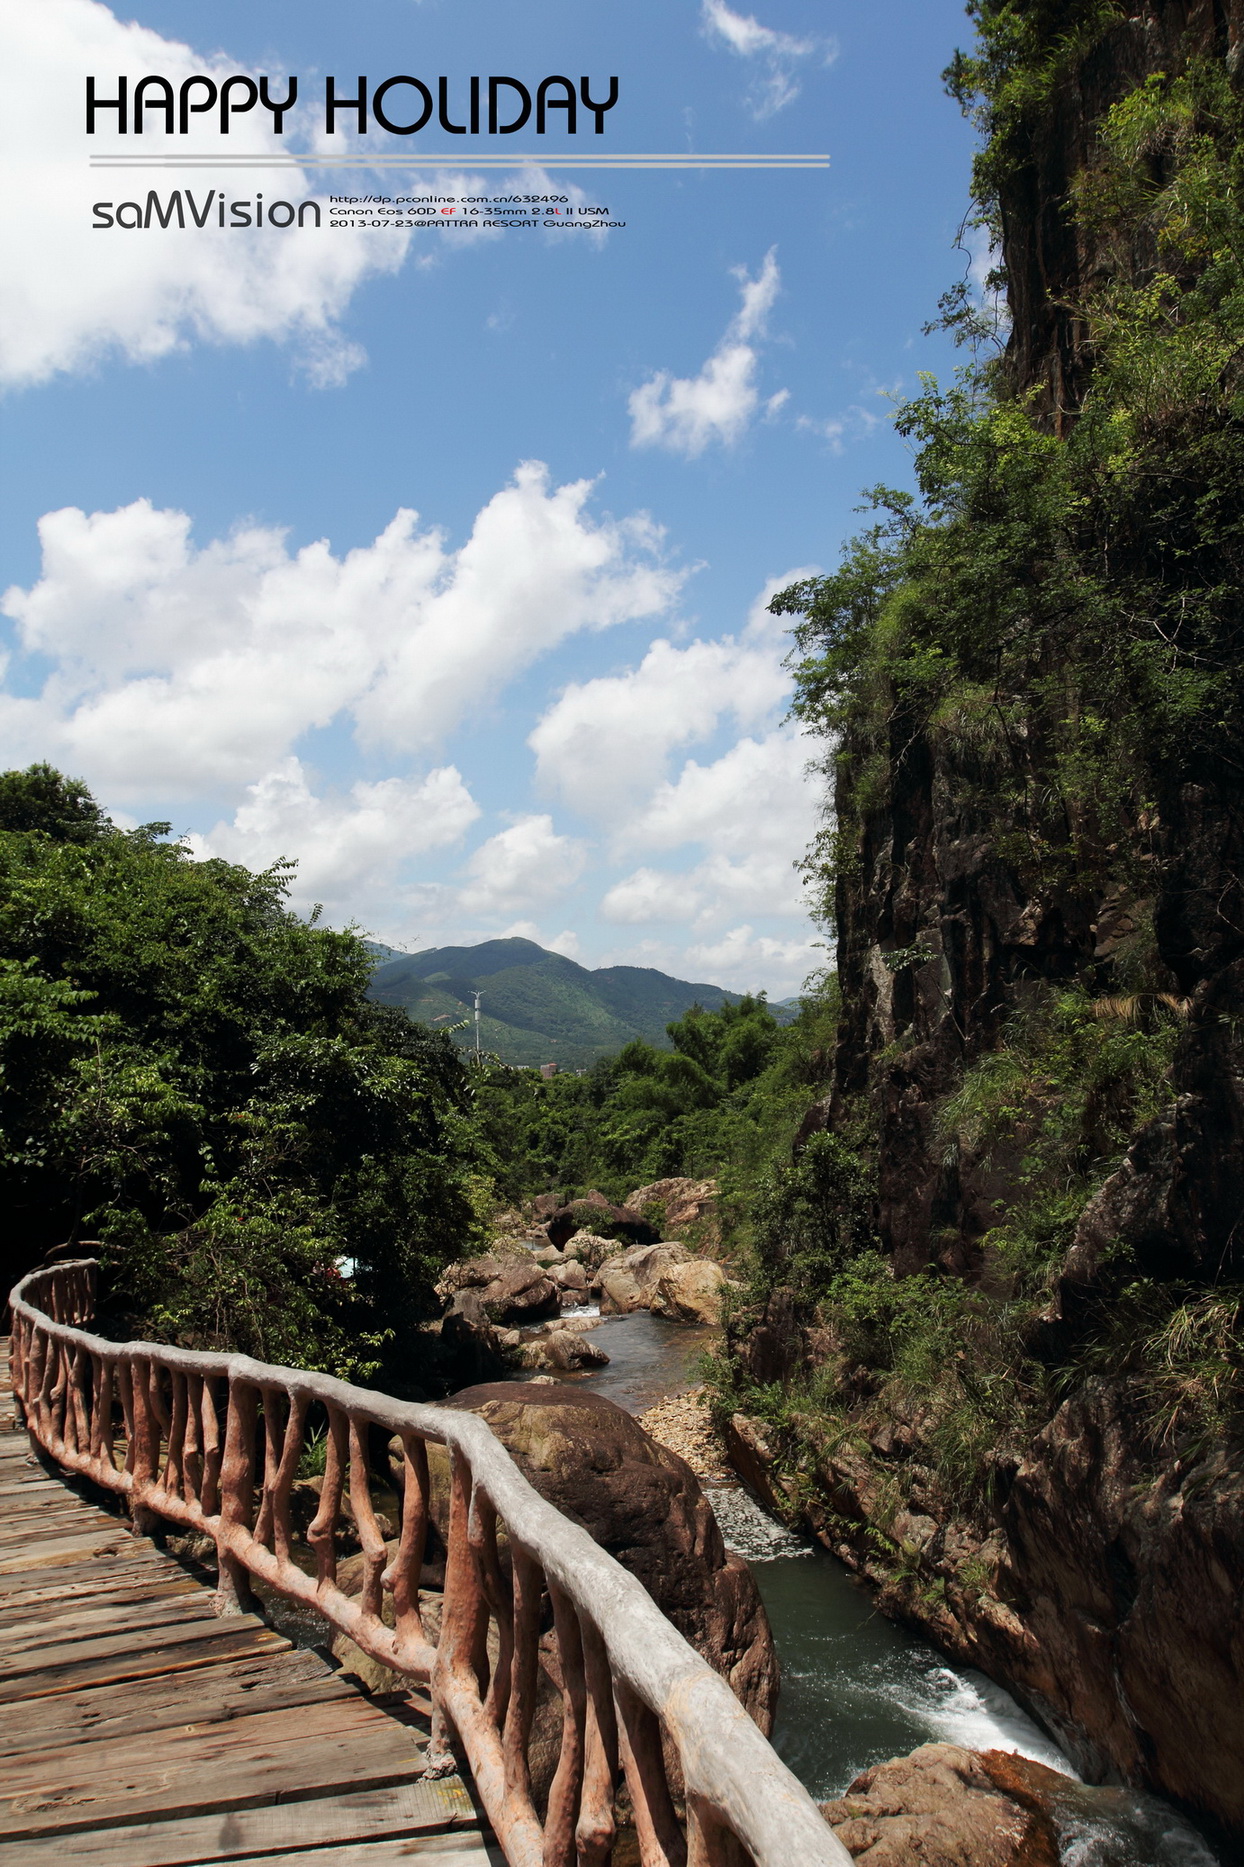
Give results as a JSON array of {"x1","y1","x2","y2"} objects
[{"x1": 0, "y1": 1376, "x2": 500, "y2": 1867}]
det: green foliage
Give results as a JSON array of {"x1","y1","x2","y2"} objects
[
  {"x1": 0, "y1": 767, "x2": 480, "y2": 1385},
  {"x1": 937, "y1": 986, "x2": 1181, "y2": 1281},
  {"x1": 781, "y1": 49, "x2": 1244, "y2": 934},
  {"x1": 1107, "y1": 1282, "x2": 1244, "y2": 1449},
  {"x1": 473, "y1": 983, "x2": 839, "y2": 1212},
  {"x1": 749, "y1": 1132, "x2": 877, "y2": 1302},
  {"x1": 0, "y1": 763, "x2": 110, "y2": 843},
  {"x1": 709, "y1": 14, "x2": 1244, "y2": 1539},
  {"x1": 369, "y1": 936, "x2": 746, "y2": 1071}
]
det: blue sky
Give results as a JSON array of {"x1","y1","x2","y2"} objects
[{"x1": 0, "y1": 0, "x2": 981, "y2": 994}]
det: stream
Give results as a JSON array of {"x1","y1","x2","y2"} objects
[{"x1": 535, "y1": 1307, "x2": 1224, "y2": 1867}]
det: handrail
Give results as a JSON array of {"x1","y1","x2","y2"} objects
[{"x1": 9, "y1": 1260, "x2": 849, "y2": 1867}]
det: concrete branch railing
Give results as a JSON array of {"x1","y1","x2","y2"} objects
[{"x1": 9, "y1": 1260, "x2": 850, "y2": 1867}]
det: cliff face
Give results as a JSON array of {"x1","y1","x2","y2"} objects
[
  {"x1": 730, "y1": 2, "x2": 1244, "y2": 1844},
  {"x1": 999, "y1": 2, "x2": 1244, "y2": 426}
]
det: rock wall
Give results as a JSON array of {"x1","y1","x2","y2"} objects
[{"x1": 731, "y1": 3, "x2": 1244, "y2": 1843}]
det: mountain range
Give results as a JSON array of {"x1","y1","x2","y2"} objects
[{"x1": 366, "y1": 937, "x2": 766, "y2": 1069}]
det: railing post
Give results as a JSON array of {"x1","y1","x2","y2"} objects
[
  {"x1": 128, "y1": 1357, "x2": 164, "y2": 1537},
  {"x1": 216, "y1": 1376, "x2": 259, "y2": 1615}
]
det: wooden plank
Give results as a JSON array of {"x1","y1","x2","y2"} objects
[
  {"x1": 0, "y1": 1611, "x2": 278, "y2": 1683},
  {"x1": 0, "y1": 1692, "x2": 417, "y2": 1803},
  {"x1": 0, "y1": 1777, "x2": 481, "y2": 1866},
  {"x1": 0, "y1": 1501, "x2": 105, "y2": 1528},
  {"x1": 0, "y1": 1705, "x2": 430, "y2": 1841},
  {"x1": 4, "y1": 1620, "x2": 286, "y2": 1701},
  {"x1": 0, "y1": 1552, "x2": 187, "y2": 1604},
  {"x1": 0, "y1": 1524, "x2": 126, "y2": 1559},
  {"x1": 0, "y1": 1478, "x2": 75, "y2": 1498},
  {"x1": 0, "y1": 1650, "x2": 356, "y2": 1758},
  {"x1": 0, "y1": 1595, "x2": 221, "y2": 1657},
  {"x1": 0, "y1": 1503, "x2": 122, "y2": 1532},
  {"x1": 0, "y1": 1528, "x2": 134, "y2": 1573},
  {"x1": 0, "y1": 1576, "x2": 201, "y2": 1626},
  {"x1": 0, "y1": 1510, "x2": 111, "y2": 1544},
  {"x1": 220, "y1": 1835, "x2": 506, "y2": 1866}
]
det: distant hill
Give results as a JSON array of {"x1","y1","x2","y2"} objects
[{"x1": 366, "y1": 936, "x2": 773, "y2": 1069}]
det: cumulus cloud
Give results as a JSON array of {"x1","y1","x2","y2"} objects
[
  {"x1": 530, "y1": 635, "x2": 787, "y2": 820},
  {"x1": 0, "y1": 0, "x2": 416, "y2": 386},
  {"x1": 0, "y1": 466, "x2": 681, "y2": 798},
  {"x1": 529, "y1": 565, "x2": 812, "y2": 821},
  {"x1": 456, "y1": 816, "x2": 588, "y2": 918},
  {"x1": 189, "y1": 758, "x2": 480, "y2": 921},
  {"x1": 534, "y1": 570, "x2": 821, "y2": 941},
  {"x1": 629, "y1": 250, "x2": 782, "y2": 456},
  {"x1": 701, "y1": 0, "x2": 836, "y2": 118},
  {"x1": 683, "y1": 924, "x2": 824, "y2": 994},
  {"x1": 600, "y1": 728, "x2": 818, "y2": 926},
  {"x1": 595, "y1": 924, "x2": 823, "y2": 998}
]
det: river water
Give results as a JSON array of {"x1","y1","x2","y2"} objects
[{"x1": 537, "y1": 1307, "x2": 1223, "y2": 1866}]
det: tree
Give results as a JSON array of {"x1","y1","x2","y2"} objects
[{"x1": 0, "y1": 769, "x2": 481, "y2": 1386}]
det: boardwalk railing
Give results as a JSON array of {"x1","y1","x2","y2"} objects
[{"x1": 9, "y1": 1260, "x2": 849, "y2": 1867}]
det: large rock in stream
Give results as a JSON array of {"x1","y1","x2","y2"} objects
[
  {"x1": 447, "y1": 1382, "x2": 779, "y2": 1734},
  {"x1": 597, "y1": 1241, "x2": 735, "y2": 1324},
  {"x1": 818, "y1": 1742, "x2": 1219, "y2": 1866},
  {"x1": 820, "y1": 1744, "x2": 1062, "y2": 1865}
]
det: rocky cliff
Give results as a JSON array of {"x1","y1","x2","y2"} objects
[{"x1": 728, "y1": 1, "x2": 1244, "y2": 1847}]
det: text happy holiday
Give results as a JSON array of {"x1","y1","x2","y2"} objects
[{"x1": 86, "y1": 75, "x2": 621, "y2": 137}]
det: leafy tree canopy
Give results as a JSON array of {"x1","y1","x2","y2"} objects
[{"x1": 0, "y1": 767, "x2": 480, "y2": 1386}]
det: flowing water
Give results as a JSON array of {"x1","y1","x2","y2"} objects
[
  {"x1": 537, "y1": 1306, "x2": 713, "y2": 1413},
  {"x1": 535, "y1": 1307, "x2": 1223, "y2": 1866}
]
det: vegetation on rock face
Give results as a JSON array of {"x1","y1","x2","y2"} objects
[
  {"x1": 0, "y1": 766, "x2": 481, "y2": 1385},
  {"x1": 722, "y1": 0, "x2": 1244, "y2": 1465},
  {"x1": 705, "y1": 4, "x2": 1244, "y2": 1833}
]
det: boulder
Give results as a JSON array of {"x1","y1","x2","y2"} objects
[
  {"x1": 437, "y1": 1254, "x2": 513, "y2": 1296},
  {"x1": 441, "y1": 1288, "x2": 509, "y2": 1382},
  {"x1": 545, "y1": 1191, "x2": 656, "y2": 1251},
  {"x1": 477, "y1": 1262, "x2": 561, "y2": 1324},
  {"x1": 546, "y1": 1257, "x2": 589, "y2": 1296},
  {"x1": 522, "y1": 1329, "x2": 611, "y2": 1372},
  {"x1": 446, "y1": 1383, "x2": 779, "y2": 1733},
  {"x1": 724, "y1": 1414, "x2": 790, "y2": 1516},
  {"x1": 598, "y1": 1242, "x2": 693, "y2": 1314},
  {"x1": 626, "y1": 1176, "x2": 719, "y2": 1237},
  {"x1": 441, "y1": 1255, "x2": 561, "y2": 1320},
  {"x1": 819, "y1": 1744, "x2": 1062, "y2": 1865},
  {"x1": 560, "y1": 1231, "x2": 623, "y2": 1273},
  {"x1": 652, "y1": 1258, "x2": 732, "y2": 1326}
]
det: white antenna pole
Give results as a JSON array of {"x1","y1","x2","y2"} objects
[{"x1": 474, "y1": 990, "x2": 482, "y2": 1062}]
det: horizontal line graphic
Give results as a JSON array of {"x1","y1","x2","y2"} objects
[{"x1": 88, "y1": 153, "x2": 829, "y2": 169}]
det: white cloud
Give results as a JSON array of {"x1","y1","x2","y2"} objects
[
  {"x1": 189, "y1": 757, "x2": 480, "y2": 921},
  {"x1": 456, "y1": 815, "x2": 587, "y2": 918},
  {"x1": 701, "y1": 0, "x2": 836, "y2": 118},
  {"x1": 594, "y1": 924, "x2": 824, "y2": 998},
  {"x1": 796, "y1": 397, "x2": 887, "y2": 453},
  {"x1": 600, "y1": 728, "x2": 819, "y2": 926},
  {"x1": 530, "y1": 635, "x2": 787, "y2": 821},
  {"x1": 529, "y1": 565, "x2": 812, "y2": 822},
  {"x1": 683, "y1": 924, "x2": 824, "y2": 995},
  {"x1": 0, "y1": 0, "x2": 419, "y2": 387},
  {"x1": 0, "y1": 466, "x2": 681, "y2": 799},
  {"x1": 626, "y1": 726, "x2": 815, "y2": 855},
  {"x1": 629, "y1": 250, "x2": 782, "y2": 456}
]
